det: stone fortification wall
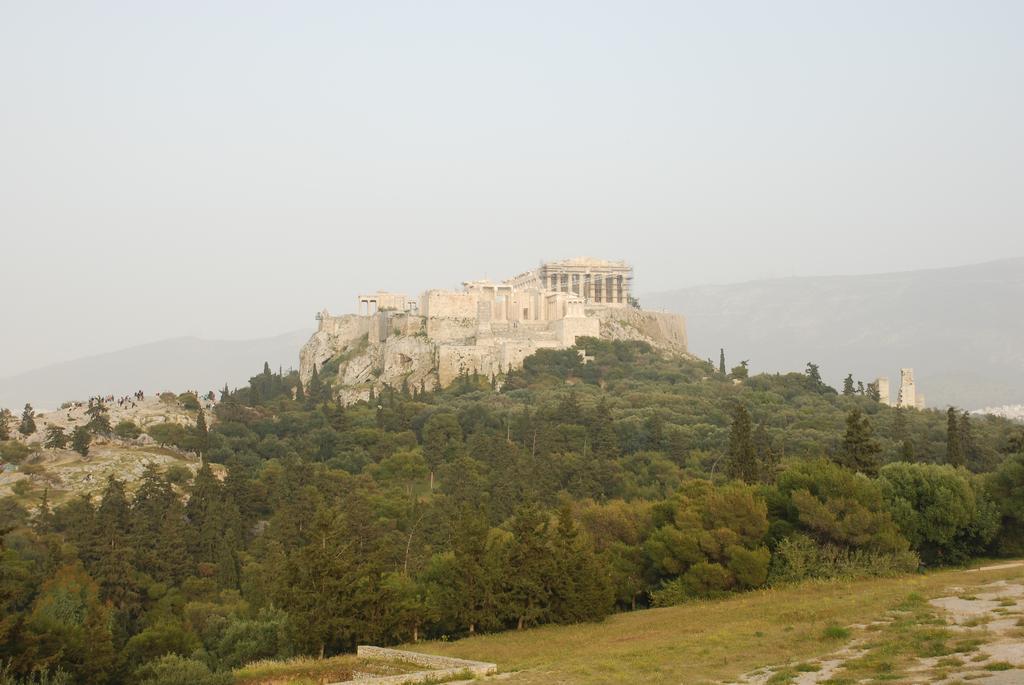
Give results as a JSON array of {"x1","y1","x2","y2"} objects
[
  {"x1": 369, "y1": 312, "x2": 425, "y2": 344},
  {"x1": 420, "y1": 289, "x2": 478, "y2": 319},
  {"x1": 500, "y1": 339, "x2": 560, "y2": 371},
  {"x1": 554, "y1": 315, "x2": 601, "y2": 346},
  {"x1": 424, "y1": 316, "x2": 476, "y2": 343}
]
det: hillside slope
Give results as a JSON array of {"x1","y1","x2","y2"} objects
[
  {"x1": 0, "y1": 329, "x2": 311, "y2": 411},
  {"x1": 643, "y1": 258, "x2": 1024, "y2": 409},
  {"x1": 408, "y1": 563, "x2": 1024, "y2": 684}
]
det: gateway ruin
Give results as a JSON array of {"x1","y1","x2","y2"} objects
[{"x1": 300, "y1": 258, "x2": 687, "y2": 403}]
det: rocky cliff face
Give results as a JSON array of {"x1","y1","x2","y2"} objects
[
  {"x1": 593, "y1": 308, "x2": 688, "y2": 351},
  {"x1": 299, "y1": 308, "x2": 687, "y2": 404}
]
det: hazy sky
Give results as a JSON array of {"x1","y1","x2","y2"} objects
[{"x1": 2, "y1": 1, "x2": 1023, "y2": 378}]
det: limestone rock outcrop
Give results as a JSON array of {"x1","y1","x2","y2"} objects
[
  {"x1": 299, "y1": 258, "x2": 687, "y2": 403},
  {"x1": 299, "y1": 306, "x2": 687, "y2": 404}
]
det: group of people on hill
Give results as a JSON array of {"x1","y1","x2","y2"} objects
[{"x1": 115, "y1": 390, "x2": 145, "y2": 409}]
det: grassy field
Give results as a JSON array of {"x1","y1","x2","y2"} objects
[{"x1": 404, "y1": 562, "x2": 1024, "y2": 684}]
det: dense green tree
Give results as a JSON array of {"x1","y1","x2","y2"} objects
[
  {"x1": 842, "y1": 374, "x2": 855, "y2": 396},
  {"x1": 879, "y1": 462, "x2": 997, "y2": 564},
  {"x1": 725, "y1": 404, "x2": 757, "y2": 483},
  {"x1": 18, "y1": 405, "x2": 35, "y2": 437},
  {"x1": 838, "y1": 408, "x2": 881, "y2": 476},
  {"x1": 958, "y1": 411, "x2": 976, "y2": 467},
  {"x1": 85, "y1": 401, "x2": 111, "y2": 436},
  {"x1": 804, "y1": 362, "x2": 834, "y2": 394},
  {"x1": 753, "y1": 422, "x2": 777, "y2": 483},
  {"x1": 988, "y1": 452, "x2": 1024, "y2": 555},
  {"x1": 191, "y1": 408, "x2": 209, "y2": 458},
  {"x1": 645, "y1": 480, "x2": 769, "y2": 599},
  {"x1": 718, "y1": 349, "x2": 726, "y2": 375},
  {"x1": 588, "y1": 397, "x2": 620, "y2": 459},
  {"x1": 185, "y1": 463, "x2": 236, "y2": 567},
  {"x1": 439, "y1": 505, "x2": 504, "y2": 635},
  {"x1": 113, "y1": 420, "x2": 142, "y2": 440},
  {"x1": 91, "y1": 477, "x2": 140, "y2": 642},
  {"x1": 147, "y1": 423, "x2": 185, "y2": 448},
  {"x1": 421, "y1": 412, "x2": 464, "y2": 490},
  {"x1": 548, "y1": 505, "x2": 612, "y2": 620},
  {"x1": 70, "y1": 427, "x2": 91, "y2": 457},
  {"x1": 946, "y1": 407, "x2": 964, "y2": 467},
  {"x1": 775, "y1": 459, "x2": 909, "y2": 554},
  {"x1": 506, "y1": 506, "x2": 553, "y2": 630},
  {"x1": 305, "y1": 365, "x2": 324, "y2": 408},
  {"x1": 866, "y1": 381, "x2": 881, "y2": 402},
  {"x1": 805, "y1": 363, "x2": 821, "y2": 385},
  {"x1": 43, "y1": 426, "x2": 67, "y2": 450},
  {"x1": 276, "y1": 506, "x2": 358, "y2": 657},
  {"x1": 129, "y1": 466, "x2": 186, "y2": 583},
  {"x1": 0, "y1": 408, "x2": 12, "y2": 440},
  {"x1": 23, "y1": 564, "x2": 115, "y2": 685},
  {"x1": 3, "y1": 346, "x2": 1023, "y2": 673},
  {"x1": 730, "y1": 361, "x2": 749, "y2": 380}
]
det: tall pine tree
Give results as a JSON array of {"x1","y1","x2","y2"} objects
[
  {"x1": 946, "y1": 407, "x2": 964, "y2": 467},
  {"x1": 839, "y1": 408, "x2": 881, "y2": 475},
  {"x1": 726, "y1": 404, "x2": 757, "y2": 482},
  {"x1": 18, "y1": 404, "x2": 36, "y2": 436}
]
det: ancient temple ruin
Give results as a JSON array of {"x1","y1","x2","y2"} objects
[
  {"x1": 301, "y1": 258, "x2": 687, "y2": 403},
  {"x1": 875, "y1": 368, "x2": 926, "y2": 409}
]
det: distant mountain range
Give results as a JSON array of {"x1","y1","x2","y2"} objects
[
  {"x1": 0, "y1": 330, "x2": 311, "y2": 411},
  {"x1": 643, "y1": 258, "x2": 1024, "y2": 409}
]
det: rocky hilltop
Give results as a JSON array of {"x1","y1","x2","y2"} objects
[
  {"x1": 299, "y1": 258, "x2": 688, "y2": 404},
  {"x1": 0, "y1": 395, "x2": 209, "y2": 507}
]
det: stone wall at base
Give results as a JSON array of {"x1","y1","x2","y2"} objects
[
  {"x1": 332, "y1": 646, "x2": 496, "y2": 685},
  {"x1": 554, "y1": 315, "x2": 601, "y2": 346}
]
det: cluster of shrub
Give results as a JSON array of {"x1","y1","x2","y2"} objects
[{"x1": 1, "y1": 339, "x2": 1022, "y2": 685}]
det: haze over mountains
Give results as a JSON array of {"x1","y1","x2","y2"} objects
[
  {"x1": 644, "y1": 257, "x2": 1024, "y2": 409},
  {"x1": 3, "y1": 259, "x2": 1021, "y2": 412},
  {"x1": 0, "y1": 330, "x2": 311, "y2": 411}
]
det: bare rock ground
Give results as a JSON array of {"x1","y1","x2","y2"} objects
[
  {"x1": 733, "y1": 565, "x2": 1024, "y2": 685},
  {"x1": 1, "y1": 396, "x2": 208, "y2": 505}
]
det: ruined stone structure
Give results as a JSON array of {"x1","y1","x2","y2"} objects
[
  {"x1": 876, "y1": 377, "x2": 892, "y2": 407},
  {"x1": 876, "y1": 368, "x2": 925, "y2": 405},
  {"x1": 300, "y1": 258, "x2": 687, "y2": 403},
  {"x1": 506, "y1": 257, "x2": 634, "y2": 305},
  {"x1": 356, "y1": 291, "x2": 414, "y2": 315}
]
